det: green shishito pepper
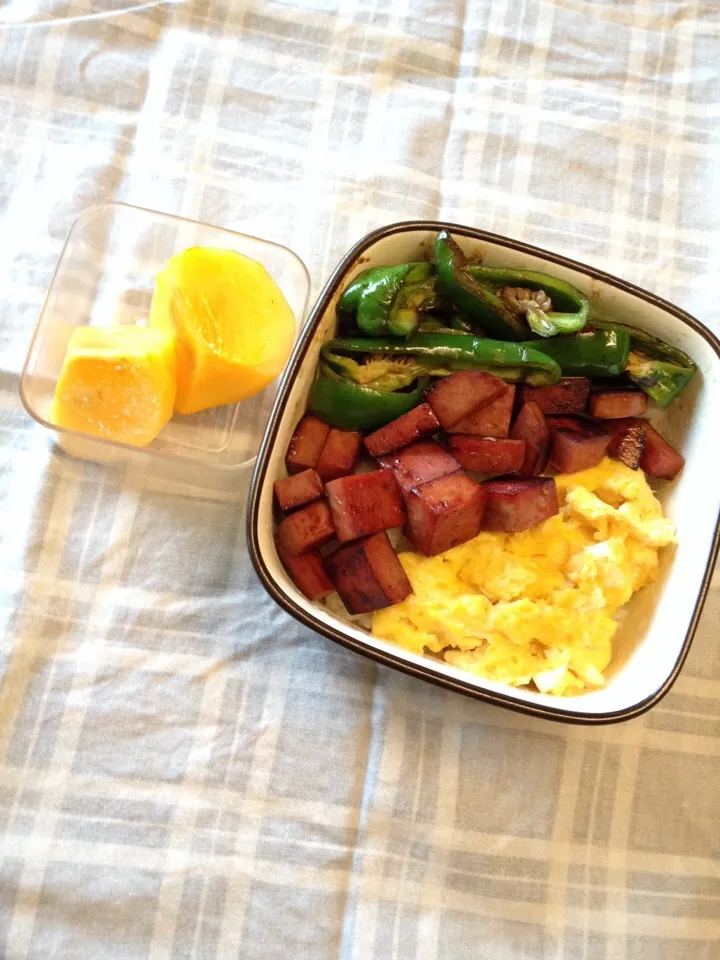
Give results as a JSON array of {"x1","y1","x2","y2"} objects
[
  {"x1": 307, "y1": 333, "x2": 561, "y2": 430},
  {"x1": 323, "y1": 334, "x2": 562, "y2": 386},
  {"x1": 435, "y1": 231, "x2": 589, "y2": 340},
  {"x1": 521, "y1": 327, "x2": 631, "y2": 378},
  {"x1": 337, "y1": 262, "x2": 438, "y2": 337},
  {"x1": 308, "y1": 365, "x2": 429, "y2": 431},
  {"x1": 592, "y1": 320, "x2": 696, "y2": 408}
]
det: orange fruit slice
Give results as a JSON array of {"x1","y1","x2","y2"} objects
[
  {"x1": 50, "y1": 324, "x2": 176, "y2": 447},
  {"x1": 149, "y1": 247, "x2": 295, "y2": 416}
]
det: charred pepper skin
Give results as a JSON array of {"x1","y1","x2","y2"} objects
[
  {"x1": 625, "y1": 352, "x2": 695, "y2": 408},
  {"x1": 520, "y1": 327, "x2": 631, "y2": 378},
  {"x1": 434, "y1": 232, "x2": 526, "y2": 340},
  {"x1": 322, "y1": 334, "x2": 562, "y2": 386},
  {"x1": 309, "y1": 329, "x2": 561, "y2": 431},
  {"x1": 592, "y1": 320, "x2": 697, "y2": 407},
  {"x1": 434, "y1": 231, "x2": 589, "y2": 339}
]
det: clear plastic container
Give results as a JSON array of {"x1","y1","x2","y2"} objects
[{"x1": 20, "y1": 202, "x2": 310, "y2": 488}]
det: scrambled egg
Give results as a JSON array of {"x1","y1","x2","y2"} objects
[{"x1": 371, "y1": 458, "x2": 676, "y2": 696}]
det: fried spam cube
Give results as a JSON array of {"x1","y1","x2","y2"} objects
[
  {"x1": 482, "y1": 478, "x2": 559, "y2": 532},
  {"x1": 589, "y1": 390, "x2": 648, "y2": 419},
  {"x1": 447, "y1": 436, "x2": 526, "y2": 475},
  {"x1": 324, "y1": 531, "x2": 412, "y2": 614},
  {"x1": 510, "y1": 401, "x2": 550, "y2": 476},
  {"x1": 447, "y1": 385, "x2": 516, "y2": 438},
  {"x1": 640, "y1": 422, "x2": 685, "y2": 479},
  {"x1": 607, "y1": 418, "x2": 646, "y2": 470},
  {"x1": 275, "y1": 539, "x2": 333, "y2": 601},
  {"x1": 378, "y1": 441, "x2": 460, "y2": 495},
  {"x1": 549, "y1": 431, "x2": 611, "y2": 473},
  {"x1": 273, "y1": 468, "x2": 324, "y2": 512},
  {"x1": 316, "y1": 428, "x2": 362, "y2": 482},
  {"x1": 406, "y1": 471, "x2": 486, "y2": 556},
  {"x1": 426, "y1": 371, "x2": 508, "y2": 430},
  {"x1": 325, "y1": 469, "x2": 405, "y2": 542},
  {"x1": 520, "y1": 377, "x2": 590, "y2": 414},
  {"x1": 276, "y1": 500, "x2": 336, "y2": 556},
  {"x1": 286, "y1": 415, "x2": 331, "y2": 474},
  {"x1": 363, "y1": 403, "x2": 440, "y2": 458}
]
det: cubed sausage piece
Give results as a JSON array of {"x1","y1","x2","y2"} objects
[
  {"x1": 316, "y1": 428, "x2": 363, "y2": 482},
  {"x1": 275, "y1": 541, "x2": 333, "y2": 601},
  {"x1": 510, "y1": 401, "x2": 550, "y2": 476},
  {"x1": 482, "y1": 478, "x2": 559, "y2": 532},
  {"x1": 273, "y1": 469, "x2": 324, "y2": 512},
  {"x1": 406, "y1": 472, "x2": 486, "y2": 556},
  {"x1": 363, "y1": 403, "x2": 440, "y2": 458},
  {"x1": 520, "y1": 377, "x2": 591, "y2": 415},
  {"x1": 325, "y1": 469, "x2": 406, "y2": 542},
  {"x1": 448, "y1": 385, "x2": 516, "y2": 438},
  {"x1": 589, "y1": 390, "x2": 648, "y2": 419},
  {"x1": 377, "y1": 441, "x2": 460, "y2": 495},
  {"x1": 276, "y1": 500, "x2": 336, "y2": 556},
  {"x1": 546, "y1": 414, "x2": 596, "y2": 436},
  {"x1": 286, "y1": 415, "x2": 331, "y2": 474},
  {"x1": 426, "y1": 371, "x2": 508, "y2": 430},
  {"x1": 447, "y1": 437, "x2": 526, "y2": 475},
  {"x1": 549, "y1": 431, "x2": 611, "y2": 474},
  {"x1": 607, "y1": 419, "x2": 646, "y2": 470},
  {"x1": 640, "y1": 422, "x2": 685, "y2": 479},
  {"x1": 324, "y1": 532, "x2": 412, "y2": 614}
]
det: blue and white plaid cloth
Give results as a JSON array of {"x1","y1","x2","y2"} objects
[{"x1": 0, "y1": 1, "x2": 718, "y2": 957}]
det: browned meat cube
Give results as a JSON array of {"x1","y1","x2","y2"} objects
[
  {"x1": 363, "y1": 403, "x2": 440, "y2": 458},
  {"x1": 510, "y1": 401, "x2": 550, "y2": 475},
  {"x1": 589, "y1": 390, "x2": 648, "y2": 419},
  {"x1": 426, "y1": 371, "x2": 508, "y2": 429},
  {"x1": 447, "y1": 436, "x2": 526, "y2": 475},
  {"x1": 482, "y1": 478, "x2": 559, "y2": 532},
  {"x1": 520, "y1": 377, "x2": 591, "y2": 414},
  {"x1": 549, "y1": 431, "x2": 611, "y2": 473},
  {"x1": 448, "y1": 385, "x2": 516, "y2": 437},
  {"x1": 406, "y1": 472, "x2": 486, "y2": 556},
  {"x1": 316, "y1": 428, "x2": 362, "y2": 481},
  {"x1": 276, "y1": 500, "x2": 336, "y2": 556},
  {"x1": 324, "y1": 531, "x2": 412, "y2": 614},
  {"x1": 275, "y1": 540, "x2": 333, "y2": 601},
  {"x1": 377, "y1": 441, "x2": 460, "y2": 495},
  {"x1": 286, "y1": 414, "x2": 330, "y2": 474},
  {"x1": 546, "y1": 414, "x2": 596, "y2": 435},
  {"x1": 325, "y1": 469, "x2": 405, "y2": 542},
  {"x1": 607, "y1": 418, "x2": 646, "y2": 469},
  {"x1": 273, "y1": 468, "x2": 324, "y2": 512},
  {"x1": 640, "y1": 422, "x2": 685, "y2": 479}
]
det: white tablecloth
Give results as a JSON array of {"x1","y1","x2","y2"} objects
[{"x1": 0, "y1": 1, "x2": 719, "y2": 957}]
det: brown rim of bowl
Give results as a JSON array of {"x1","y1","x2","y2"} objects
[{"x1": 247, "y1": 219, "x2": 720, "y2": 725}]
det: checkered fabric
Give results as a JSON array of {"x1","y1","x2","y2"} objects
[{"x1": 1, "y1": 1, "x2": 719, "y2": 957}]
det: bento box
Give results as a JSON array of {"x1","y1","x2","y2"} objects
[{"x1": 247, "y1": 220, "x2": 720, "y2": 724}]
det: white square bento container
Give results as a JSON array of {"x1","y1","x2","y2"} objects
[{"x1": 247, "y1": 221, "x2": 720, "y2": 724}]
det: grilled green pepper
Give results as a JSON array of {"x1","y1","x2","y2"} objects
[
  {"x1": 435, "y1": 231, "x2": 589, "y2": 340},
  {"x1": 323, "y1": 333, "x2": 562, "y2": 386},
  {"x1": 338, "y1": 262, "x2": 438, "y2": 337},
  {"x1": 308, "y1": 364, "x2": 428, "y2": 431},
  {"x1": 592, "y1": 320, "x2": 696, "y2": 407},
  {"x1": 338, "y1": 267, "x2": 394, "y2": 313},
  {"x1": 625, "y1": 352, "x2": 695, "y2": 408},
  {"x1": 521, "y1": 327, "x2": 630, "y2": 378}
]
